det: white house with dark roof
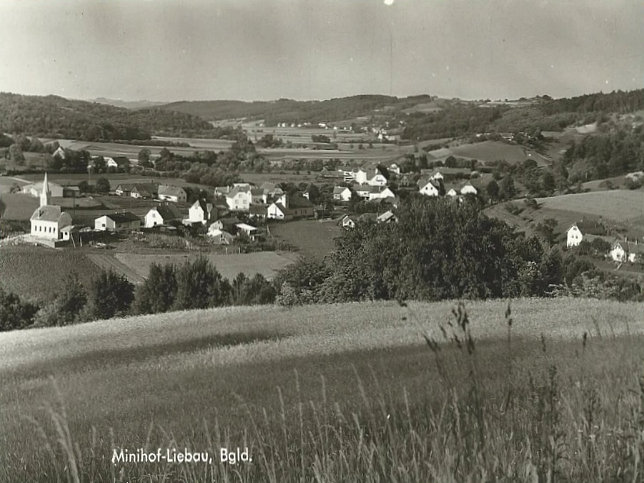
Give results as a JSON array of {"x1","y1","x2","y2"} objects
[
  {"x1": 566, "y1": 225, "x2": 583, "y2": 248},
  {"x1": 158, "y1": 184, "x2": 187, "y2": 203},
  {"x1": 417, "y1": 178, "x2": 440, "y2": 197},
  {"x1": 333, "y1": 186, "x2": 352, "y2": 202},
  {"x1": 144, "y1": 203, "x2": 183, "y2": 228},
  {"x1": 187, "y1": 199, "x2": 214, "y2": 225},
  {"x1": 94, "y1": 212, "x2": 141, "y2": 232}
]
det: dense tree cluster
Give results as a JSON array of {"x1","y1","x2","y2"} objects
[
  {"x1": 563, "y1": 126, "x2": 644, "y2": 182},
  {"x1": 0, "y1": 92, "x2": 215, "y2": 141},
  {"x1": 273, "y1": 196, "x2": 634, "y2": 305},
  {"x1": 134, "y1": 258, "x2": 275, "y2": 315}
]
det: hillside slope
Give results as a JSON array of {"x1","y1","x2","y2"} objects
[{"x1": 0, "y1": 92, "x2": 214, "y2": 141}]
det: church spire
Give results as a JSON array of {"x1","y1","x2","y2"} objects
[{"x1": 40, "y1": 172, "x2": 50, "y2": 207}]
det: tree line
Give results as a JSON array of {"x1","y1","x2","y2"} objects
[{"x1": 0, "y1": 258, "x2": 276, "y2": 331}]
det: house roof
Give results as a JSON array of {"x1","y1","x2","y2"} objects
[
  {"x1": 31, "y1": 205, "x2": 67, "y2": 222},
  {"x1": 288, "y1": 195, "x2": 314, "y2": 208},
  {"x1": 377, "y1": 210, "x2": 397, "y2": 223},
  {"x1": 104, "y1": 212, "x2": 140, "y2": 223},
  {"x1": 249, "y1": 204, "x2": 267, "y2": 215},
  {"x1": 250, "y1": 188, "x2": 265, "y2": 196},
  {"x1": 333, "y1": 186, "x2": 350, "y2": 194},
  {"x1": 417, "y1": 177, "x2": 440, "y2": 189},
  {"x1": 236, "y1": 223, "x2": 257, "y2": 232},
  {"x1": 158, "y1": 184, "x2": 186, "y2": 197},
  {"x1": 153, "y1": 203, "x2": 182, "y2": 220}
]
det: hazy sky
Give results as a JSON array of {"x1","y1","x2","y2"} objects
[{"x1": 0, "y1": 0, "x2": 642, "y2": 102}]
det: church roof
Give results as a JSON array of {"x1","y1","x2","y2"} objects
[{"x1": 31, "y1": 205, "x2": 68, "y2": 222}]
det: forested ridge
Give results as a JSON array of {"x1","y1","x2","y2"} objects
[{"x1": 0, "y1": 92, "x2": 214, "y2": 141}]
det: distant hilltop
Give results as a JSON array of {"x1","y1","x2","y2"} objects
[{"x1": 89, "y1": 98, "x2": 168, "y2": 110}]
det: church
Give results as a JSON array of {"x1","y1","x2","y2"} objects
[{"x1": 30, "y1": 173, "x2": 73, "y2": 241}]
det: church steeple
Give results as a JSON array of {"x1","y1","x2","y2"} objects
[{"x1": 40, "y1": 172, "x2": 50, "y2": 207}]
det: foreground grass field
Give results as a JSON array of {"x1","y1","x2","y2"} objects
[{"x1": 2, "y1": 298, "x2": 644, "y2": 481}]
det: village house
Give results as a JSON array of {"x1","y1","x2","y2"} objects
[
  {"x1": 236, "y1": 223, "x2": 258, "y2": 241},
  {"x1": 389, "y1": 163, "x2": 401, "y2": 175},
  {"x1": 333, "y1": 186, "x2": 352, "y2": 202},
  {"x1": 187, "y1": 199, "x2": 215, "y2": 225},
  {"x1": 94, "y1": 212, "x2": 141, "y2": 232},
  {"x1": 52, "y1": 146, "x2": 66, "y2": 159},
  {"x1": 267, "y1": 195, "x2": 314, "y2": 221},
  {"x1": 105, "y1": 156, "x2": 131, "y2": 170},
  {"x1": 367, "y1": 172, "x2": 388, "y2": 187},
  {"x1": 144, "y1": 203, "x2": 183, "y2": 228},
  {"x1": 215, "y1": 183, "x2": 253, "y2": 212},
  {"x1": 210, "y1": 217, "x2": 241, "y2": 233},
  {"x1": 377, "y1": 210, "x2": 398, "y2": 224},
  {"x1": 249, "y1": 204, "x2": 268, "y2": 220},
  {"x1": 158, "y1": 184, "x2": 187, "y2": 203},
  {"x1": 417, "y1": 178, "x2": 440, "y2": 197},
  {"x1": 566, "y1": 225, "x2": 583, "y2": 248},
  {"x1": 207, "y1": 227, "x2": 235, "y2": 244},
  {"x1": 446, "y1": 188, "x2": 458, "y2": 197},
  {"x1": 30, "y1": 173, "x2": 72, "y2": 241},
  {"x1": 609, "y1": 239, "x2": 643, "y2": 263},
  {"x1": 341, "y1": 215, "x2": 356, "y2": 229},
  {"x1": 115, "y1": 183, "x2": 158, "y2": 199},
  {"x1": 460, "y1": 184, "x2": 478, "y2": 195},
  {"x1": 22, "y1": 179, "x2": 64, "y2": 198}
]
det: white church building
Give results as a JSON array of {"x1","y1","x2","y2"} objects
[{"x1": 30, "y1": 173, "x2": 72, "y2": 241}]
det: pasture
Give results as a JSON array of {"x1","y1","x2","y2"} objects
[
  {"x1": 1, "y1": 298, "x2": 644, "y2": 481},
  {"x1": 0, "y1": 192, "x2": 38, "y2": 220},
  {"x1": 0, "y1": 246, "x2": 100, "y2": 302},
  {"x1": 429, "y1": 140, "x2": 547, "y2": 166},
  {"x1": 537, "y1": 189, "x2": 644, "y2": 223},
  {"x1": 114, "y1": 250, "x2": 299, "y2": 281},
  {"x1": 269, "y1": 219, "x2": 342, "y2": 258}
]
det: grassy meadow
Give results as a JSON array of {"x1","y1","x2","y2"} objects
[
  {"x1": 269, "y1": 219, "x2": 342, "y2": 258},
  {"x1": 114, "y1": 250, "x2": 299, "y2": 281},
  {"x1": 0, "y1": 246, "x2": 99, "y2": 302},
  {"x1": 1, "y1": 298, "x2": 644, "y2": 481},
  {"x1": 536, "y1": 190, "x2": 644, "y2": 223}
]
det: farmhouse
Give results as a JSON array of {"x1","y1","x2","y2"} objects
[
  {"x1": 53, "y1": 146, "x2": 66, "y2": 159},
  {"x1": 187, "y1": 199, "x2": 215, "y2": 225},
  {"x1": 417, "y1": 178, "x2": 440, "y2": 197},
  {"x1": 236, "y1": 223, "x2": 258, "y2": 241},
  {"x1": 144, "y1": 203, "x2": 182, "y2": 228},
  {"x1": 333, "y1": 186, "x2": 352, "y2": 202},
  {"x1": 158, "y1": 184, "x2": 187, "y2": 203},
  {"x1": 105, "y1": 156, "x2": 130, "y2": 170},
  {"x1": 341, "y1": 215, "x2": 356, "y2": 229},
  {"x1": 566, "y1": 225, "x2": 583, "y2": 248},
  {"x1": 94, "y1": 212, "x2": 141, "y2": 232},
  {"x1": 609, "y1": 240, "x2": 643, "y2": 263},
  {"x1": 249, "y1": 204, "x2": 268, "y2": 220},
  {"x1": 460, "y1": 184, "x2": 478, "y2": 195},
  {"x1": 215, "y1": 183, "x2": 253, "y2": 212},
  {"x1": 207, "y1": 227, "x2": 235, "y2": 244},
  {"x1": 115, "y1": 183, "x2": 158, "y2": 199},
  {"x1": 267, "y1": 195, "x2": 314, "y2": 221},
  {"x1": 210, "y1": 217, "x2": 241, "y2": 233},
  {"x1": 29, "y1": 173, "x2": 72, "y2": 241},
  {"x1": 446, "y1": 188, "x2": 458, "y2": 197},
  {"x1": 377, "y1": 210, "x2": 398, "y2": 224},
  {"x1": 367, "y1": 172, "x2": 388, "y2": 187},
  {"x1": 22, "y1": 179, "x2": 64, "y2": 198}
]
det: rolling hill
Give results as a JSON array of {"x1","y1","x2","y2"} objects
[{"x1": 0, "y1": 92, "x2": 215, "y2": 141}]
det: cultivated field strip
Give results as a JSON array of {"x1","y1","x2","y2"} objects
[{"x1": 86, "y1": 253, "x2": 146, "y2": 284}]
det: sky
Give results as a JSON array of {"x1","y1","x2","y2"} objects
[{"x1": 0, "y1": 0, "x2": 642, "y2": 102}]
